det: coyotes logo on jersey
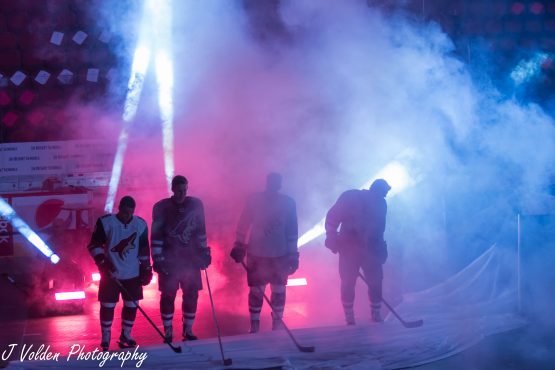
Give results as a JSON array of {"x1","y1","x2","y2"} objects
[
  {"x1": 111, "y1": 233, "x2": 137, "y2": 260},
  {"x1": 169, "y1": 212, "x2": 198, "y2": 246}
]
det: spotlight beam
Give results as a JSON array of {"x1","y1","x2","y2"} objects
[
  {"x1": 0, "y1": 197, "x2": 60, "y2": 264},
  {"x1": 105, "y1": 0, "x2": 177, "y2": 210},
  {"x1": 104, "y1": 2, "x2": 153, "y2": 213},
  {"x1": 152, "y1": 0, "x2": 175, "y2": 193},
  {"x1": 510, "y1": 52, "x2": 550, "y2": 85},
  {"x1": 156, "y1": 51, "x2": 175, "y2": 194}
]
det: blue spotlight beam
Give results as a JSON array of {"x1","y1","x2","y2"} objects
[
  {"x1": 0, "y1": 197, "x2": 60, "y2": 264},
  {"x1": 298, "y1": 149, "x2": 420, "y2": 247},
  {"x1": 510, "y1": 52, "x2": 551, "y2": 85}
]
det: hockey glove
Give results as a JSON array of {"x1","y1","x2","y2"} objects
[
  {"x1": 287, "y1": 252, "x2": 300, "y2": 275},
  {"x1": 230, "y1": 242, "x2": 247, "y2": 263},
  {"x1": 153, "y1": 259, "x2": 169, "y2": 276},
  {"x1": 139, "y1": 263, "x2": 153, "y2": 286},
  {"x1": 325, "y1": 233, "x2": 340, "y2": 254},
  {"x1": 197, "y1": 247, "x2": 212, "y2": 269},
  {"x1": 94, "y1": 254, "x2": 116, "y2": 278}
]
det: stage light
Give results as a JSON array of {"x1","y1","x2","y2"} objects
[
  {"x1": 511, "y1": 2, "x2": 525, "y2": 15},
  {"x1": 367, "y1": 161, "x2": 412, "y2": 197},
  {"x1": 510, "y1": 52, "x2": 550, "y2": 85},
  {"x1": 529, "y1": 2, "x2": 544, "y2": 15},
  {"x1": 287, "y1": 278, "x2": 308, "y2": 287},
  {"x1": 35, "y1": 70, "x2": 51, "y2": 85},
  {"x1": 55, "y1": 291, "x2": 86, "y2": 301},
  {"x1": 50, "y1": 31, "x2": 64, "y2": 45},
  {"x1": 94, "y1": 271, "x2": 156, "y2": 284},
  {"x1": 0, "y1": 197, "x2": 60, "y2": 264},
  {"x1": 10, "y1": 71, "x2": 26, "y2": 86}
]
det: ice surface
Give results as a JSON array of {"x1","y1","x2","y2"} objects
[{"x1": 6, "y1": 245, "x2": 524, "y2": 369}]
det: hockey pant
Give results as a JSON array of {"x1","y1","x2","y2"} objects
[{"x1": 339, "y1": 246, "x2": 383, "y2": 323}]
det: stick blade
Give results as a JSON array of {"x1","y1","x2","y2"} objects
[
  {"x1": 167, "y1": 342, "x2": 182, "y2": 353},
  {"x1": 403, "y1": 319, "x2": 423, "y2": 328},
  {"x1": 299, "y1": 345, "x2": 316, "y2": 352},
  {"x1": 223, "y1": 358, "x2": 233, "y2": 366}
]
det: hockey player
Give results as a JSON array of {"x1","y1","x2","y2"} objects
[
  {"x1": 325, "y1": 179, "x2": 391, "y2": 325},
  {"x1": 87, "y1": 196, "x2": 152, "y2": 351},
  {"x1": 230, "y1": 172, "x2": 299, "y2": 333},
  {"x1": 151, "y1": 175, "x2": 211, "y2": 342}
]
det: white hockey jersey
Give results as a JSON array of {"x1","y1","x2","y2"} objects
[{"x1": 88, "y1": 214, "x2": 150, "y2": 280}]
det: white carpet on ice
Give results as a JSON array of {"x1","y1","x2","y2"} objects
[{"x1": 7, "y1": 245, "x2": 525, "y2": 369}]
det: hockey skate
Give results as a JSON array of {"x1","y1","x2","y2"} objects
[
  {"x1": 118, "y1": 331, "x2": 137, "y2": 349},
  {"x1": 272, "y1": 318, "x2": 284, "y2": 331},
  {"x1": 345, "y1": 311, "x2": 356, "y2": 326},
  {"x1": 249, "y1": 319, "x2": 260, "y2": 334},
  {"x1": 182, "y1": 326, "x2": 198, "y2": 341},
  {"x1": 100, "y1": 330, "x2": 110, "y2": 351},
  {"x1": 371, "y1": 308, "x2": 384, "y2": 323},
  {"x1": 163, "y1": 326, "x2": 173, "y2": 343}
]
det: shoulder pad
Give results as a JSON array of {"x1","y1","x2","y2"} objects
[
  {"x1": 153, "y1": 198, "x2": 170, "y2": 208},
  {"x1": 135, "y1": 216, "x2": 147, "y2": 224},
  {"x1": 187, "y1": 196, "x2": 203, "y2": 205}
]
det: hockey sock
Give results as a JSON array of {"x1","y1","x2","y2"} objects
[
  {"x1": 341, "y1": 281, "x2": 356, "y2": 324},
  {"x1": 121, "y1": 301, "x2": 138, "y2": 339},
  {"x1": 160, "y1": 292, "x2": 176, "y2": 330},
  {"x1": 249, "y1": 285, "x2": 265, "y2": 321},
  {"x1": 182, "y1": 289, "x2": 199, "y2": 335},
  {"x1": 270, "y1": 284, "x2": 286, "y2": 320},
  {"x1": 100, "y1": 302, "x2": 116, "y2": 339}
]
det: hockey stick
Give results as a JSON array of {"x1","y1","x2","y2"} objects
[
  {"x1": 203, "y1": 269, "x2": 232, "y2": 366},
  {"x1": 241, "y1": 261, "x2": 315, "y2": 352},
  {"x1": 357, "y1": 271, "x2": 423, "y2": 328},
  {"x1": 111, "y1": 277, "x2": 182, "y2": 353}
]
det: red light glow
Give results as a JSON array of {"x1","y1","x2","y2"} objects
[{"x1": 55, "y1": 291, "x2": 86, "y2": 301}]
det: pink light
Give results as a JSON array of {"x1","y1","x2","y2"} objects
[
  {"x1": 511, "y1": 2, "x2": 525, "y2": 15},
  {"x1": 2, "y1": 111, "x2": 18, "y2": 127},
  {"x1": 530, "y1": 2, "x2": 544, "y2": 15},
  {"x1": 55, "y1": 291, "x2": 86, "y2": 301},
  {"x1": 0, "y1": 91, "x2": 11, "y2": 106},
  {"x1": 149, "y1": 275, "x2": 157, "y2": 285},
  {"x1": 287, "y1": 278, "x2": 308, "y2": 287}
]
